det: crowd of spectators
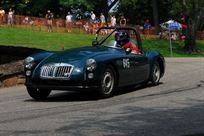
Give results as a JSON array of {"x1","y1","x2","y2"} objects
[
  {"x1": 0, "y1": 7, "x2": 189, "y2": 41},
  {"x1": 0, "y1": 8, "x2": 149, "y2": 35}
]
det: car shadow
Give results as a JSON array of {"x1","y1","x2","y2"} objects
[
  {"x1": 114, "y1": 82, "x2": 164, "y2": 96},
  {"x1": 182, "y1": 134, "x2": 204, "y2": 136},
  {"x1": 24, "y1": 90, "x2": 101, "y2": 102},
  {"x1": 24, "y1": 82, "x2": 164, "y2": 102}
]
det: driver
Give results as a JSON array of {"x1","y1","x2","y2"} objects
[{"x1": 115, "y1": 31, "x2": 140, "y2": 54}]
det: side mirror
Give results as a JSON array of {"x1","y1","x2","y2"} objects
[
  {"x1": 125, "y1": 48, "x2": 132, "y2": 54},
  {"x1": 92, "y1": 40, "x2": 99, "y2": 46}
]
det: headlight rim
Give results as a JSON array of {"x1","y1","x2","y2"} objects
[
  {"x1": 24, "y1": 56, "x2": 34, "y2": 64},
  {"x1": 24, "y1": 56, "x2": 35, "y2": 69},
  {"x1": 86, "y1": 59, "x2": 96, "y2": 72}
]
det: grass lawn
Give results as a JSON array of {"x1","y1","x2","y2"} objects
[{"x1": 0, "y1": 26, "x2": 204, "y2": 57}]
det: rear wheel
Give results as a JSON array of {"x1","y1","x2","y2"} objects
[
  {"x1": 98, "y1": 66, "x2": 116, "y2": 98},
  {"x1": 26, "y1": 87, "x2": 51, "y2": 100},
  {"x1": 150, "y1": 62, "x2": 161, "y2": 85}
]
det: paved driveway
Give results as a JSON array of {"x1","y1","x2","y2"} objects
[{"x1": 0, "y1": 58, "x2": 203, "y2": 136}]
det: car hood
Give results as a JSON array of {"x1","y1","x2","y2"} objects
[{"x1": 38, "y1": 46, "x2": 113, "y2": 66}]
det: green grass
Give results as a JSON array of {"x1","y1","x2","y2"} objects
[
  {"x1": 0, "y1": 26, "x2": 204, "y2": 57},
  {"x1": 0, "y1": 26, "x2": 94, "y2": 51},
  {"x1": 143, "y1": 39, "x2": 204, "y2": 57}
]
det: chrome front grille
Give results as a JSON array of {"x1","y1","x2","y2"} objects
[{"x1": 40, "y1": 63, "x2": 74, "y2": 80}]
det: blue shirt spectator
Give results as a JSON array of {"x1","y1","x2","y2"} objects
[{"x1": 144, "y1": 19, "x2": 151, "y2": 30}]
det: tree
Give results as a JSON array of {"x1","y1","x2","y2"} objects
[
  {"x1": 181, "y1": 0, "x2": 204, "y2": 53},
  {"x1": 59, "y1": 0, "x2": 109, "y2": 20},
  {"x1": 117, "y1": 0, "x2": 175, "y2": 26},
  {"x1": 1, "y1": 0, "x2": 60, "y2": 17},
  {"x1": 117, "y1": 0, "x2": 152, "y2": 25},
  {"x1": 152, "y1": 0, "x2": 159, "y2": 34}
]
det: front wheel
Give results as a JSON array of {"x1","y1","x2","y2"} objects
[
  {"x1": 26, "y1": 87, "x2": 51, "y2": 100},
  {"x1": 150, "y1": 62, "x2": 161, "y2": 85},
  {"x1": 98, "y1": 66, "x2": 116, "y2": 98}
]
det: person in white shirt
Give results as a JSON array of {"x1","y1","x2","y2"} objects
[
  {"x1": 110, "y1": 15, "x2": 116, "y2": 27},
  {"x1": 66, "y1": 12, "x2": 73, "y2": 32},
  {"x1": 90, "y1": 11, "x2": 96, "y2": 23},
  {"x1": 7, "y1": 8, "x2": 14, "y2": 26},
  {"x1": 100, "y1": 13, "x2": 106, "y2": 27},
  {"x1": 45, "y1": 10, "x2": 54, "y2": 32}
]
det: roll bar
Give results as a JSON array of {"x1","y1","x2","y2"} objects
[{"x1": 93, "y1": 27, "x2": 142, "y2": 51}]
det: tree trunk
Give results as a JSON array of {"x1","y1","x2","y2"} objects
[
  {"x1": 152, "y1": 0, "x2": 159, "y2": 34},
  {"x1": 184, "y1": 19, "x2": 197, "y2": 53},
  {"x1": 183, "y1": 0, "x2": 201, "y2": 53}
]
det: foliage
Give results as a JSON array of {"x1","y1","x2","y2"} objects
[
  {"x1": 59, "y1": 0, "x2": 109, "y2": 20},
  {"x1": 0, "y1": 0, "x2": 109, "y2": 19},
  {"x1": 59, "y1": 0, "x2": 94, "y2": 10},
  {"x1": 117, "y1": 0, "x2": 152, "y2": 25},
  {"x1": 1, "y1": 0, "x2": 60, "y2": 17},
  {"x1": 181, "y1": 0, "x2": 204, "y2": 53}
]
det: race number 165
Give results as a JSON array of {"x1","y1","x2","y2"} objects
[{"x1": 123, "y1": 59, "x2": 130, "y2": 69}]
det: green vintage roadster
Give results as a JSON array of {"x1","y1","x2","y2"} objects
[{"x1": 24, "y1": 27, "x2": 165, "y2": 100}]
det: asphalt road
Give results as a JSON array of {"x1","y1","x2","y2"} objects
[{"x1": 0, "y1": 58, "x2": 203, "y2": 136}]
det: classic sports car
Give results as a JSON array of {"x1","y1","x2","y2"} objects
[{"x1": 24, "y1": 27, "x2": 165, "y2": 100}]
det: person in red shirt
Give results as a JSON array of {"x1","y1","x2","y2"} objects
[
  {"x1": 115, "y1": 31, "x2": 140, "y2": 54},
  {"x1": 180, "y1": 16, "x2": 187, "y2": 41}
]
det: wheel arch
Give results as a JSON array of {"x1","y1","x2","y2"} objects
[
  {"x1": 105, "y1": 62, "x2": 119, "y2": 87},
  {"x1": 156, "y1": 56, "x2": 165, "y2": 78},
  {"x1": 145, "y1": 51, "x2": 165, "y2": 79}
]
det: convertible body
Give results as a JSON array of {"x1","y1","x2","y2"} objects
[{"x1": 24, "y1": 27, "x2": 165, "y2": 99}]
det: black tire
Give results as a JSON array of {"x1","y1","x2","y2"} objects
[
  {"x1": 26, "y1": 87, "x2": 51, "y2": 100},
  {"x1": 150, "y1": 62, "x2": 161, "y2": 85},
  {"x1": 98, "y1": 66, "x2": 116, "y2": 98}
]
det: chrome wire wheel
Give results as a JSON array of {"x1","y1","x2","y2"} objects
[
  {"x1": 102, "y1": 71, "x2": 114, "y2": 94},
  {"x1": 99, "y1": 66, "x2": 115, "y2": 98},
  {"x1": 151, "y1": 62, "x2": 161, "y2": 85},
  {"x1": 153, "y1": 64, "x2": 160, "y2": 82}
]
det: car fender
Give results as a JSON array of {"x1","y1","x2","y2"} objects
[
  {"x1": 145, "y1": 50, "x2": 165, "y2": 78},
  {"x1": 29, "y1": 52, "x2": 54, "y2": 64}
]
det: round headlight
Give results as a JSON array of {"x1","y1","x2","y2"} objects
[
  {"x1": 25, "y1": 56, "x2": 34, "y2": 64},
  {"x1": 26, "y1": 70, "x2": 32, "y2": 76},
  {"x1": 88, "y1": 73, "x2": 94, "y2": 79},
  {"x1": 24, "y1": 57, "x2": 34, "y2": 69},
  {"x1": 86, "y1": 59, "x2": 96, "y2": 71}
]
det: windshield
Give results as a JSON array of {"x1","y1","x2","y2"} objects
[{"x1": 94, "y1": 27, "x2": 139, "y2": 49}]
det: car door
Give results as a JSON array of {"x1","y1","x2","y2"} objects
[
  {"x1": 131, "y1": 54, "x2": 150, "y2": 83},
  {"x1": 117, "y1": 53, "x2": 149, "y2": 86}
]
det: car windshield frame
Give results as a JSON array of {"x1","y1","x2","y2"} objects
[{"x1": 93, "y1": 27, "x2": 142, "y2": 51}]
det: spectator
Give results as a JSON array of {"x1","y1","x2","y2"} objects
[
  {"x1": 180, "y1": 16, "x2": 187, "y2": 41},
  {"x1": 143, "y1": 19, "x2": 151, "y2": 30},
  {"x1": 23, "y1": 16, "x2": 29, "y2": 25},
  {"x1": 45, "y1": 10, "x2": 54, "y2": 32},
  {"x1": 22, "y1": 16, "x2": 34, "y2": 26},
  {"x1": 90, "y1": 11, "x2": 96, "y2": 23},
  {"x1": 83, "y1": 22, "x2": 90, "y2": 33},
  {"x1": 7, "y1": 8, "x2": 14, "y2": 26},
  {"x1": 100, "y1": 13, "x2": 106, "y2": 27},
  {"x1": 66, "y1": 12, "x2": 73, "y2": 32},
  {"x1": 110, "y1": 15, "x2": 116, "y2": 27},
  {"x1": 0, "y1": 7, "x2": 5, "y2": 25},
  {"x1": 119, "y1": 15, "x2": 126, "y2": 26}
]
